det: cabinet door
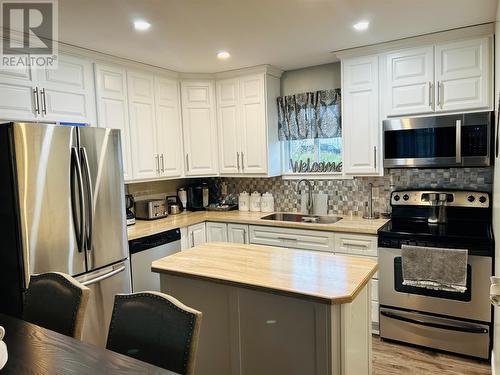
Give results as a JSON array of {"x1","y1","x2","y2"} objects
[
  {"x1": 188, "y1": 223, "x2": 207, "y2": 248},
  {"x1": 435, "y1": 37, "x2": 491, "y2": 112},
  {"x1": 240, "y1": 74, "x2": 267, "y2": 174},
  {"x1": 37, "y1": 53, "x2": 96, "y2": 124},
  {"x1": 127, "y1": 71, "x2": 158, "y2": 180},
  {"x1": 385, "y1": 46, "x2": 434, "y2": 116},
  {"x1": 94, "y1": 64, "x2": 133, "y2": 181},
  {"x1": 343, "y1": 55, "x2": 380, "y2": 175},
  {"x1": 217, "y1": 78, "x2": 240, "y2": 174},
  {"x1": 181, "y1": 81, "x2": 218, "y2": 176},
  {"x1": 155, "y1": 76, "x2": 183, "y2": 178},
  {"x1": 0, "y1": 65, "x2": 37, "y2": 121},
  {"x1": 228, "y1": 223, "x2": 249, "y2": 244},
  {"x1": 206, "y1": 222, "x2": 228, "y2": 242}
]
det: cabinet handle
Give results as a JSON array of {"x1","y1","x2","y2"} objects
[
  {"x1": 428, "y1": 82, "x2": 433, "y2": 107},
  {"x1": 33, "y1": 87, "x2": 40, "y2": 115},
  {"x1": 186, "y1": 154, "x2": 189, "y2": 172},
  {"x1": 437, "y1": 81, "x2": 442, "y2": 109},
  {"x1": 155, "y1": 154, "x2": 160, "y2": 174},
  {"x1": 40, "y1": 88, "x2": 47, "y2": 115},
  {"x1": 237, "y1": 152, "x2": 240, "y2": 171},
  {"x1": 374, "y1": 146, "x2": 377, "y2": 170},
  {"x1": 456, "y1": 119, "x2": 462, "y2": 164},
  {"x1": 160, "y1": 154, "x2": 165, "y2": 173},
  {"x1": 241, "y1": 152, "x2": 244, "y2": 172}
]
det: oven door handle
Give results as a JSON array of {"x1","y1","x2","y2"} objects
[{"x1": 380, "y1": 310, "x2": 488, "y2": 334}]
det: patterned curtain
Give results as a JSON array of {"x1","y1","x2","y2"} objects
[{"x1": 277, "y1": 88, "x2": 341, "y2": 140}]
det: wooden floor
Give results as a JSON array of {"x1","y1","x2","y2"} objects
[{"x1": 373, "y1": 336, "x2": 491, "y2": 375}]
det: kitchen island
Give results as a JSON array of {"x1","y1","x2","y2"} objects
[{"x1": 152, "y1": 242, "x2": 378, "y2": 375}]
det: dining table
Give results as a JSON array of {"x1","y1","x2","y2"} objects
[{"x1": 0, "y1": 313, "x2": 177, "y2": 374}]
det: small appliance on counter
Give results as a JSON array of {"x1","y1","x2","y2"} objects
[
  {"x1": 177, "y1": 187, "x2": 187, "y2": 210},
  {"x1": 125, "y1": 194, "x2": 136, "y2": 226},
  {"x1": 166, "y1": 195, "x2": 183, "y2": 215},
  {"x1": 135, "y1": 199, "x2": 168, "y2": 220},
  {"x1": 187, "y1": 183, "x2": 209, "y2": 211}
]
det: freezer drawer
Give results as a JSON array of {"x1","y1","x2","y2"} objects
[
  {"x1": 379, "y1": 307, "x2": 490, "y2": 359},
  {"x1": 77, "y1": 260, "x2": 131, "y2": 347}
]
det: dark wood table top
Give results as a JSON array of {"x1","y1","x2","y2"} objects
[{"x1": 0, "y1": 313, "x2": 177, "y2": 374}]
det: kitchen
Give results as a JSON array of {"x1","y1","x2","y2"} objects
[{"x1": 0, "y1": 0, "x2": 498, "y2": 374}]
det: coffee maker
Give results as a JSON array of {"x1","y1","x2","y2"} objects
[
  {"x1": 125, "y1": 194, "x2": 136, "y2": 226},
  {"x1": 186, "y1": 183, "x2": 210, "y2": 211}
]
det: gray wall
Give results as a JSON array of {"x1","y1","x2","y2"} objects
[{"x1": 280, "y1": 62, "x2": 341, "y2": 96}]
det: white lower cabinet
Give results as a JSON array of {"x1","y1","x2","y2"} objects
[
  {"x1": 206, "y1": 222, "x2": 228, "y2": 242},
  {"x1": 334, "y1": 233, "x2": 378, "y2": 257},
  {"x1": 228, "y1": 223, "x2": 250, "y2": 244},
  {"x1": 249, "y1": 225, "x2": 334, "y2": 252},
  {"x1": 187, "y1": 223, "x2": 207, "y2": 248}
]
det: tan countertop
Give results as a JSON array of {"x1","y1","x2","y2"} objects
[
  {"x1": 152, "y1": 242, "x2": 378, "y2": 304},
  {"x1": 127, "y1": 210, "x2": 389, "y2": 240}
]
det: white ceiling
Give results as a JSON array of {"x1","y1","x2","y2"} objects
[{"x1": 58, "y1": 0, "x2": 497, "y2": 73}]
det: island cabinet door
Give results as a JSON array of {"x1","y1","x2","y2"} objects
[{"x1": 238, "y1": 289, "x2": 331, "y2": 375}]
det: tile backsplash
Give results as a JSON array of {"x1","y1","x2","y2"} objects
[
  {"x1": 125, "y1": 167, "x2": 492, "y2": 217},
  {"x1": 214, "y1": 168, "x2": 492, "y2": 216}
]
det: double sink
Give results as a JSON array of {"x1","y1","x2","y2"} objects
[{"x1": 261, "y1": 213, "x2": 342, "y2": 225}]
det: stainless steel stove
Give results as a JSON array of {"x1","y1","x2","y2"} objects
[{"x1": 378, "y1": 189, "x2": 494, "y2": 359}]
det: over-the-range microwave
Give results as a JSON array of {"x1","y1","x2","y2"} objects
[{"x1": 383, "y1": 111, "x2": 494, "y2": 168}]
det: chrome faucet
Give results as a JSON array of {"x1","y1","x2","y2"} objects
[{"x1": 296, "y1": 179, "x2": 313, "y2": 215}]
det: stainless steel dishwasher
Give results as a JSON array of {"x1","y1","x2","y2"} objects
[{"x1": 128, "y1": 228, "x2": 181, "y2": 292}]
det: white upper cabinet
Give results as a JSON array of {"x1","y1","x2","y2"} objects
[
  {"x1": 94, "y1": 64, "x2": 133, "y2": 181},
  {"x1": 342, "y1": 55, "x2": 380, "y2": 175},
  {"x1": 0, "y1": 52, "x2": 96, "y2": 124},
  {"x1": 155, "y1": 76, "x2": 183, "y2": 178},
  {"x1": 36, "y1": 53, "x2": 96, "y2": 124},
  {"x1": 181, "y1": 80, "x2": 219, "y2": 176},
  {"x1": 383, "y1": 36, "x2": 492, "y2": 117},
  {"x1": 127, "y1": 71, "x2": 158, "y2": 180},
  {"x1": 217, "y1": 78, "x2": 240, "y2": 174},
  {"x1": 385, "y1": 46, "x2": 434, "y2": 116},
  {"x1": 216, "y1": 72, "x2": 280, "y2": 177},
  {"x1": 435, "y1": 37, "x2": 490, "y2": 112}
]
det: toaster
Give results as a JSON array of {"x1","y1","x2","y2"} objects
[{"x1": 135, "y1": 199, "x2": 168, "y2": 220}]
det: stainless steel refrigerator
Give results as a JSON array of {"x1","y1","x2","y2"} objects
[{"x1": 0, "y1": 122, "x2": 131, "y2": 347}]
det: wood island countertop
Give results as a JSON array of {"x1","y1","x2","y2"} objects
[
  {"x1": 151, "y1": 242, "x2": 378, "y2": 304},
  {"x1": 128, "y1": 210, "x2": 388, "y2": 240}
]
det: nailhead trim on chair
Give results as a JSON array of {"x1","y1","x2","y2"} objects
[
  {"x1": 25, "y1": 273, "x2": 83, "y2": 337},
  {"x1": 108, "y1": 293, "x2": 197, "y2": 374}
]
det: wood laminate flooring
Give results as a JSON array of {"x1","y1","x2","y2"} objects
[{"x1": 373, "y1": 336, "x2": 491, "y2": 375}]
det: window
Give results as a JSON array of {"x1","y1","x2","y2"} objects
[{"x1": 284, "y1": 137, "x2": 342, "y2": 174}]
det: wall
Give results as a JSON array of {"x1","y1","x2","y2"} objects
[
  {"x1": 280, "y1": 63, "x2": 341, "y2": 96},
  {"x1": 215, "y1": 168, "x2": 492, "y2": 216}
]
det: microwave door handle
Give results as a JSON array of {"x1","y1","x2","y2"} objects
[
  {"x1": 456, "y1": 119, "x2": 462, "y2": 163},
  {"x1": 380, "y1": 310, "x2": 488, "y2": 334}
]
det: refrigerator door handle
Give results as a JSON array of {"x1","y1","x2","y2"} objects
[
  {"x1": 80, "y1": 147, "x2": 93, "y2": 251},
  {"x1": 70, "y1": 147, "x2": 85, "y2": 253},
  {"x1": 80, "y1": 265, "x2": 126, "y2": 287}
]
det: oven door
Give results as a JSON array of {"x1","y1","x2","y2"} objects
[
  {"x1": 383, "y1": 112, "x2": 491, "y2": 168},
  {"x1": 379, "y1": 247, "x2": 492, "y2": 323}
]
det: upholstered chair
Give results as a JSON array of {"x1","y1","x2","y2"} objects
[
  {"x1": 106, "y1": 292, "x2": 202, "y2": 375},
  {"x1": 23, "y1": 272, "x2": 90, "y2": 340}
]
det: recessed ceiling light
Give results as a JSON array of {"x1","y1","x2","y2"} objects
[
  {"x1": 217, "y1": 51, "x2": 231, "y2": 60},
  {"x1": 353, "y1": 21, "x2": 369, "y2": 31},
  {"x1": 134, "y1": 20, "x2": 151, "y2": 31}
]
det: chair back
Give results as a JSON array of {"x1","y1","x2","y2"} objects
[
  {"x1": 23, "y1": 272, "x2": 90, "y2": 340},
  {"x1": 106, "y1": 292, "x2": 202, "y2": 375}
]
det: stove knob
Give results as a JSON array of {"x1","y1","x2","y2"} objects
[
  {"x1": 403, "y1": 194, "x2": 410, "y2": 201},
  {"x1": 467, "y1": 195, "x2": 475, "y2": 202},
  {"x1": 394, "y1": 195, "x2": 400, "y2": 202},
  {"x1": 479, "y1": 196, "x2": 487, "y2": 204}
]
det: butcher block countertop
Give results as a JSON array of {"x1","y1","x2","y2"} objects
[
  {"x1": 127, "y1": 210, "x2": 388, "y2": 240},
  {"x1": 151, "y1": 242, "x2": 378, "y2": 304}
]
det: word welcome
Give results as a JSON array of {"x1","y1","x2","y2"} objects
[{"x1": 290, "y1": 158, "x2": 342, "y2": 173}]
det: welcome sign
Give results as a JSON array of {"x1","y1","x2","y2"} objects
[{"x1": 290, "y1": 158, "x2": 342, "y2": 173}]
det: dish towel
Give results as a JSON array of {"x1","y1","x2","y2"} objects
[{"x1": 401, "y1": 245, "x2": 468, "y2": 293}]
